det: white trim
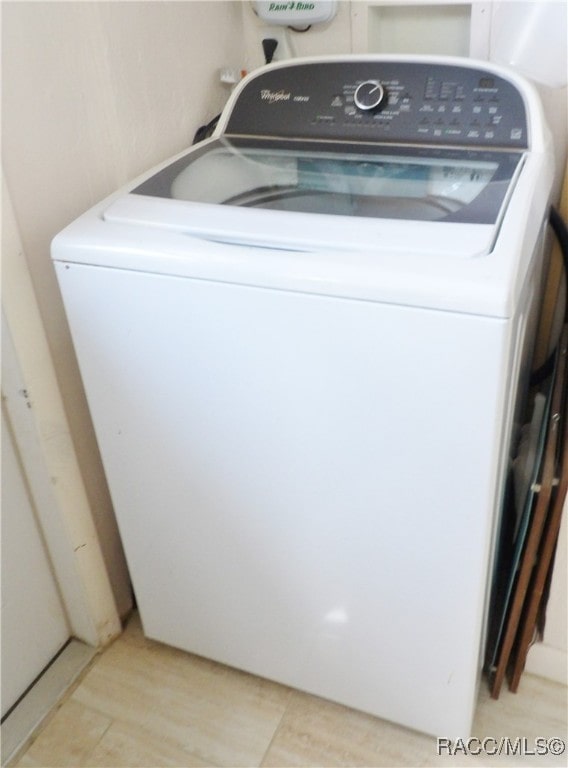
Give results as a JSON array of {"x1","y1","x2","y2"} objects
[
  {"x1": 0, "y1": 641, "x2": 96, "y2": 766},
  {"x1": 469, "y1": 3, "x2": 492, "y2": 60},
  {"x1": 2, "y1": 178, "x2": 121, "y2": 648}
]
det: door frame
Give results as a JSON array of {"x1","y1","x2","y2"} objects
[{"x1": 2, "y1": 178, "x2": 121, "y2": 648}]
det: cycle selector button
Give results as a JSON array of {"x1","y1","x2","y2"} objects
[{"x1": 354, "y1": 80, "x2": 386, "y2": 111}]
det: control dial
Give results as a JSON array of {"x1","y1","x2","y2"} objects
[{"x1": 354, "y1": 80, "x2": 386, "y2": 112}]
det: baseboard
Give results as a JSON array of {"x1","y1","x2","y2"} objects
[{"x1": 1, "y1": 640, "x2": 96, "y2": 766}]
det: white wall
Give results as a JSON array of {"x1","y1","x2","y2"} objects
[{"x1": 2, "y1": 1, "x2": 246, "y2": 616}]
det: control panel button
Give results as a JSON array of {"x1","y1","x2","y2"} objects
[{"x1": 354, "y1": 80, "x2": 386, "y2": 112}]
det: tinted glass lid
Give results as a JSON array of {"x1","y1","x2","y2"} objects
[{"x1": 134, "y1": 138, "x2": 523, "y2": 225}]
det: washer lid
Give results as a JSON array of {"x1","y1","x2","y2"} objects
[
  {"x1": 56, "y1": 139, "x2": 542, "y2": 317},
  {"x1": 134, "y1": 138, "x2": 523, "y2": 227},
  {"x1": 108, "y1": 137, "x2": 524, "y2": 258}
]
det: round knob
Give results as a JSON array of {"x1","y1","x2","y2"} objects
[{"x1": 354, "y1": 80, "x2": 386, "y2": 112}]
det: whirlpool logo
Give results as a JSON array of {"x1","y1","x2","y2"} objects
[
  {"x1": 260, "y1": 89, "x2": 291, "y2": 103},
  {"x1": 260, "y1": 89, "x2": 310, "y2": 104}
]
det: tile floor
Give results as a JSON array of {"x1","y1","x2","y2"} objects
[{"x1": 12, "y1": 613, "x2": 567, "y2": 768}]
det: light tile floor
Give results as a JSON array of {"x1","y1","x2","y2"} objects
[{"x1": 13, "y1": 613, "x2": 568, "y2": 768}]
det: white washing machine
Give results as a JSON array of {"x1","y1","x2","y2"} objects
[{"x1": 52, "y1": 56, "x2": 554, "y2": 737}]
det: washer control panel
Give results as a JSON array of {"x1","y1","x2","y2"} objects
[{"x1": 226, "y1": 61, "x2": 528, "y2": 148}]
